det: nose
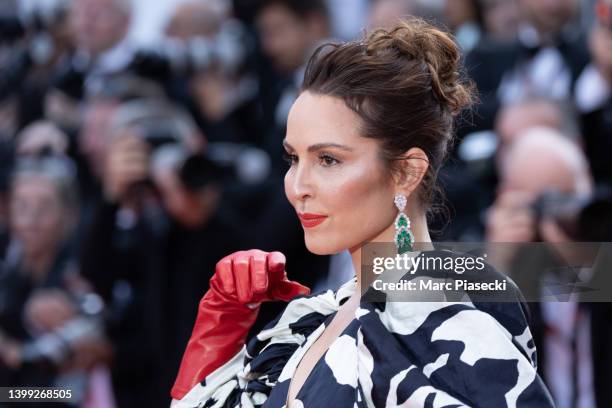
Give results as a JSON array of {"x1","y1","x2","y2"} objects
[{"x1": 285, "y1": 162, "x2": 314, "y2": 203}]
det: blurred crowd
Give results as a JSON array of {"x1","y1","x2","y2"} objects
[{"x1": 0, "y1": 0, "x2": 611, "y2": 407}]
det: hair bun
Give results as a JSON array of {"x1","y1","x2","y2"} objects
[
  {"x1": 364, "y1": 17, "x2": 474, "y2": 115},
  {"x1": 302, "y1": 17, "x2": 476, "y2": 213}
]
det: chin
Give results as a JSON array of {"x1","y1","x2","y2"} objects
[{"x1": 303, "y1": 233, "x2": 349, "y2": 256}]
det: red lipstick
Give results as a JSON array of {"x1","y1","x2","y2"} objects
[{"x1": 298, "y1": 212, "x2": 328, "y2": 228}]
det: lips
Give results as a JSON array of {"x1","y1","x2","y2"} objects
[{"x1": 298, "y1": 212, "x2": 328, "y2": 228}]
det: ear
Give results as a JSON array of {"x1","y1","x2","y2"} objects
[{"x1": 393, "y1": 147, "x2": 429, "y2": 195}]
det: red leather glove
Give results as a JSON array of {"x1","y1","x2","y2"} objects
[{"x1": 171, "y1": 249, "x2": 310, "y2": 400}]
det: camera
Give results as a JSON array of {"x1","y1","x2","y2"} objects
[
  {"x1": 0, "y1": 287, "x2": 107, "y2": 369},
  {"x1": 110, "y1": 99, "x2": 235, "y2": 192},
  {"x1": 130, "y1": 18, "x2": 250, "y2": 81},
  {"x1": 531, "y1": 187, "x2": 612, "y2": 241},
  {"x1": 111, "y1": 99, "x2": 270, "y2": 192},
  {"x1": 20, "y1": 316, "x2": 104, "y2": 367}
]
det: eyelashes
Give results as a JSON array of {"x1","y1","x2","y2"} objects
[
  {"x1": 282, "y1": 152, "x2": 341, "y2": 167},
  {"x1": 319, "y1": 153, "x2": 340, "y2": 166},
  {"x1": 282, "y1": 152, "x2": 297, "y2": 166}
]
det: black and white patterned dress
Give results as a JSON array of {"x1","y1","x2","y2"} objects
[{"x1": 173, "y1": 250, "x2": 555, "y2": 407}]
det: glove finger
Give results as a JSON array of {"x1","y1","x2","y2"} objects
[
  {"x1": 272, "y1": 279, "x2": 310, "y2": 301},
  {"x1": 250, "y1": 252, "x2": 268, "y2": 295},
  {"x1": 267, "y1": 251, "x2": 286, "y2": 282},
  {"x1": 232, "y1": 256, "x2": 251, "y2": 304},
  {"x1": 215, "y1": 258, "x2": 236, "y2": 296}
]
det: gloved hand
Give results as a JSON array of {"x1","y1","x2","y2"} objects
[{"x1": 171, "y1": 249, "x2": 310, "y2": 400}]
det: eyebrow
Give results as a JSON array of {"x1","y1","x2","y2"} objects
[{"x1": 282, "y1": 140, "x2": 354, "y2": 153}]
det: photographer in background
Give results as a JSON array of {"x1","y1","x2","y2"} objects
[
  {"x1": 486, "y1": 127, "x2": 593, "y2": 244},
  {"x1": 162, "y1": 0, "x2": 261, "y2": 146},
  {"x1": 253, "y1": 0, "x2": 331, "y2": 175},
  {"x1": 465, "y1": 0, "x2": 590, "y2": 133},
  {"x1": 0, "y1": 0, "x2": 74, "y2": 131},
  {"x1": 28, "y1": 0, "x2": 138, "y2": 132},
  {"x1": 74, "y1": 75, "x2": 166, "y2": 234},
  {"x1": 79, "y1": 99, "x2": 242, "y2": 407},
  {"x1": 575, "y1": 0, "x2": 612, "y2": 186},
  {"x1": 486, "y1": 127, "x2": 612, "y2": 407},
  {"x1": 0, "y1": 156, "x2": 112, "y2": 406},
  {"x1": 67, "y1": 0, "x2": 133, "y2": 83},
  {"x1": 124, "y1": 0, "x2": 262, "y2": 149}
]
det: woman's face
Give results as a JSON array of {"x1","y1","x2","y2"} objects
[{"x1": 283, "y1": 92, "x2": 397, "y2": 255}]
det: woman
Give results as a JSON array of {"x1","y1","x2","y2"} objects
[{"x1": 170, "y1": 18, "x2": 554, "y2": 407}]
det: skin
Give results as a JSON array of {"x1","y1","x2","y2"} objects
[
  {"x1": 167, "y1": 91, "x2": 435, "y2": 406},
  {"x1": 485, "y1": 128, "x2": 593, "y2": 277},
  {"x1": 25, "y1": 289, "x2": 77, "y2": 333},
  {"x1": 104, "y1": 123, "x2": 212, "y2": 228},
  {"x1": 282, "y1": 91, "x2": 431, "y2": 405},
  {"x1": 103, "y1": 130, "x2": 149, "y2": 202},
  {"x1": 9, "y1": 176, "x2": 71, "y2": 282},
  {"x1": 590, "y1": 24, "x2": 612, "y2": 83},
  {"x1": 486, "y1": 128, "x2": 592, "y2": 243},
  {"x1": 496, "y1": 101, "x2": 563, "y2": 145},
  {"x1": 5, "y1": 177, "x2": 71, "y2": 370},
  {"x1": 6, "y1": 176, "x2": 109, "y2": 373},
  {"x1": 169, "y1": 92, "x2": 435, "y2": 407},
  {"x1": 152, "y1": 166, "x2": 221, "y2": 229},
  {"x1": 368, "y1": 0, "x2": 413, "y2": 30},
  {"x1": 283, "y1": 91, "x2": 432, "y2": 274},
  {"x1": 80, "y1": 100, "x2": 119, "y2": 180},
  {"x1": 482, "y1": 0, "x2": 520, "y2": 41},
  {"x1": 517, "y1": 0, "x2": 578, "y2": 38},
  {"x1": 494, "y1": 100, "x2": 564, "y2": 171},
  {"x1": 69, "y1": 0, "x2": 130, "y2": 56},
  {"x1": 444, "y1": 0, "x2": 478, "y2": 31},
  {"x1": 165, "y1": 1, "x2": 223, "y2": 40}
]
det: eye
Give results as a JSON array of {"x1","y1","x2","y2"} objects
[
  {"x1": 282, "y1": 151, "x2": 298, "y2": 166},
  {"x1": 319, "y1": 153, "x2": 340, "y2": 167}
]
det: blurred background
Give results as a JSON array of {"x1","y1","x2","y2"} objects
[{"x1": 0, "y1": 0, "x2": 611, "y2": 407}]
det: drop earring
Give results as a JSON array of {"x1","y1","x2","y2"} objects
[{"x1": 394, "y1": 194, "x2": 414, "y2": 254}]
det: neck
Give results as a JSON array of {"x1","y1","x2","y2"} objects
[
  {"x1": 23, "y1": 250, "x2": 55, "y2": 284},
  {"x1": 349, "y1": 209, "x2": 431, "y2": 295}
]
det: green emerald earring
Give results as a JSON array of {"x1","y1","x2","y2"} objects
[{"x1": 394, "y1": 194, "x2": 414, "y2": 254}]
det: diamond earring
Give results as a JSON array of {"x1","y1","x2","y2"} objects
[{"x1": 394, "y1": 194, "x2": 414, "y2": 254}]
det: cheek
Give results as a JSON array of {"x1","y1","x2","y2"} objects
[
  {"x1": 39, "y1": 211, "x2": 65, "y2": 235},
  {"x1": 308, "y1": 163, "x2": 394, "y2": 253},
  {"x1": 326, "y1": 167, "x2": 392, "y2": 229}
]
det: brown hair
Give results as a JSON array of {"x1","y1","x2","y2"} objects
[{"x1": 301, "y1": 17, "x2": 475, "y2": 219}]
